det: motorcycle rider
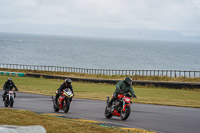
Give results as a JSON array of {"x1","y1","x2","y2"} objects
[
  {"x1": 108, "y1": 77, "x2": 136, "y2": 108},
  {"x1": 2, "y1": 78, "x2": 18, "y2": 101},
  {"x1": 55, "y1": 78, "x2": 74, "y2": 104}
]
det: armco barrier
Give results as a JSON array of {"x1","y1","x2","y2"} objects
[
  {"x1": 1, "y1": 63, "x2": 200, "y2": 78},
  {"x1": 26, "y1": 73, "x2": 200, "y2": 89},
  {"x1": 0, "y1": 71, "x2": 25, "y2": 77}
]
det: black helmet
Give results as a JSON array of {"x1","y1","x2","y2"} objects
[
  {"x1": 124, "y1": 77, "x2": 132, "y2": 86},
  {"x1": 65, "y1": 78, "x2": 72, "y2": 83},
  {"x1": 8, "y1": 78, "x2": 12, "y2": 82}
]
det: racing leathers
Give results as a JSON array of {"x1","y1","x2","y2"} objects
[
  {"x1": 2, "y1": 81, "x2": 18, "y2": 101},
  {"x1": 108, "y1": 80, "x2": 136, "y2": 107},
  {"x1": 55, "y1": 82, "x2": 74, "y2": 103}
]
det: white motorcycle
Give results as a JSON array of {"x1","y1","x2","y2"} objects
[{"x1": 4, "y1": 90, "x2": 15, "y2": 107}]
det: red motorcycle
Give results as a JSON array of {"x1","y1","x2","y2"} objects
[
  {"x1": 104, "y1": 93, "x2": 132, "y2": 120},
  {"x1": 52, "y1": 88, "x2": 73, "y2": 113}
]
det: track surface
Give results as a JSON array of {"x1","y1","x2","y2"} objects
[{"x1": 0, "y1": 90, "x2": 200, "y2": 133}]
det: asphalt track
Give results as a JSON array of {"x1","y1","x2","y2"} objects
[{"x1": 0, "y1": 90, "x2": 200, "y2": 133}]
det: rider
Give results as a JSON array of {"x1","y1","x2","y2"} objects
[
  {"x1": 55, "y1": 78, "x2": 74, "y2": 104},
  {"x1": 108, "y1": 77, "x2": 136, "y2": 107},
  {"x1": 2, "y1": 78, "x2": 18, "y2": 101}
]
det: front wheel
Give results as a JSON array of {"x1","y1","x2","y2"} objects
[
  {"x1": 104, "y1": 106, "x2": 113, "y2": 118},
  {"x1": 10, "y1": 97, "x2": 14, "y2": 107},
  {"x1": 121, "y1": 106, "x2": 131, "y2": 120},
  {"x1": 63, "y1": 99, "x2": 70, "y2": 113}
]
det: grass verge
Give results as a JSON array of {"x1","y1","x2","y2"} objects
[
  {"x1": 0, "y1": 75, "x2": 200, "y2": 107},
  {"x1": 0, "y1": 108, "x2": 154, "y2": 133}
]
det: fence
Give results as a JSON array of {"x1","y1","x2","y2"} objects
[{"x1": 0, "y1": 63, "x2": 200, "y2": 78}]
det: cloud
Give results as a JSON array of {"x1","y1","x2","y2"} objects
[{"x1": 0, "y1": 0, "x2": 200, "y2": 36}]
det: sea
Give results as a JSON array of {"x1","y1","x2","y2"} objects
[{"x1": 0, "y1": 32, "x2": 200, "y2": 71}]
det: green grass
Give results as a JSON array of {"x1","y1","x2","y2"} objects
[
  {"x1": 1, "y1": 108, "x2": 152, "y2": 133},
  {"x1": 1, "y1": 75, "x2": 200, "y2": 107}
]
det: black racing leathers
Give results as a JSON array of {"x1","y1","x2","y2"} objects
[
  {"x1": 2, "y1": 81, "x2": 18, "y2": 100},
  {"x1": 55, "y1": 82, "x2": 74, "y2": 103}
]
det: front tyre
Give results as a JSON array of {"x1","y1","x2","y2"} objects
[
  {"x1": 104, "y1": 106, "x2": 113, "y2": 118},
  {"x1": 121, "y1": 106, "x2": 131, "y2": 120},
  {"x1": 10, "y1": 97, "x2": 14, "y2": 107},
  {"x1": 63, "y1": 99, "x2": 70, "y2": 113}
]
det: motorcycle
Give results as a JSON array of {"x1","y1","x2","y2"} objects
[
  {"x1": 104, "y1": 92, "x2": 132, "y2": 120},
  {"x1": 52, "y1": 88, "x2": 73, "y2": 113},
  {"x1": 4, "y1": 90, "x2": 15, "y2": 108}
]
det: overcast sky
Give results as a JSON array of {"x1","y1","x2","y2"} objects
[{"x1": 0, "y1": 0, "x2": 200, "y2": 40}]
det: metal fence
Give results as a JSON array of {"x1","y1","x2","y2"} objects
[{"x1": 0, "y1": 63, "x2": 200, "y2": 78}]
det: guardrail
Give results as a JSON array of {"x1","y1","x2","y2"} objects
[{"x1": 0, "y1": 63, "x2": 200, "y2": 78}]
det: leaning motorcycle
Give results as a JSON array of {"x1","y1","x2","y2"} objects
[
  {"x1": 4, "y1": 90, "x2": 15, "y2": 108},
  {"x1": 52, "y1": 88, "x2": 73, "y2": 113},
  {"x1": 104, "y1": 93, "x2": 132, "y2": 120}
]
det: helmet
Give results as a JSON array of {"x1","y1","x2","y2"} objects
[
  {"x1": 65, "y1": 78, "x2": 72, "y2": 83},
  {"x1": 65, "y1": 78, "x2": 72, "y2": 86},
  {"x1": 8, "y1": 78, "x2": 12, "y2": 82},
  {"x1": 124, "y1": 77, "x2": 132, "y2": 86}
]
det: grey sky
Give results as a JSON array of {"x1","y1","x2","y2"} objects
[{"x1": 0, "y1": 0, "x2": 200, "y2": 40}]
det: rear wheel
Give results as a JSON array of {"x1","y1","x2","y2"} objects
[
  {"x1": 121, "y1": 106, "x2": 131, "y2": 120},
  {"x1": 54, "y1": 104, "x2": 59, "y2": 112},
  {"x1": 53, "y1": 99, "x2": 59, "y2": 112},
  {"x1": 4, "y1": 97, "x2": 9, "y2": 107},
  {"x1": 4, "y1": 101, "x2": 8, "y2": 107},
  {"x1": 104, "y1": 106, "x2": 113, "y2": 118},
  {"x1": 63, "y1": 99, "x2": 70, "y2": 113}
]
